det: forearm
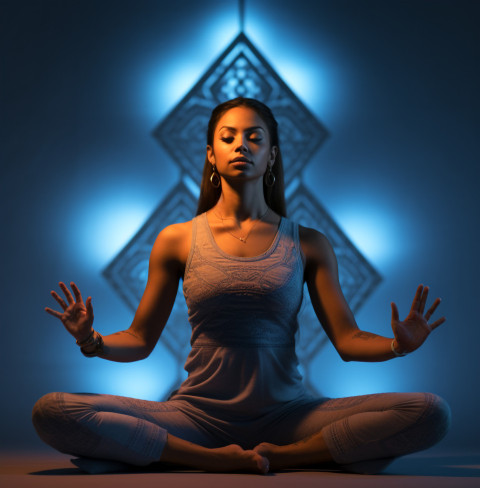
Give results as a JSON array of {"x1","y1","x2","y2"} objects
[
  {"x1": 94, "y1": 329, "x2": 151, "y2": 362},
  {"x1": 337, "y1": 330, "x2": 403, "y2": 362}
]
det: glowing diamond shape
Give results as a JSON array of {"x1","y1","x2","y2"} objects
[
  {"x1": 287, "y1": 182, "x2": 381, "y2": 312},
  {"x1": 152, "y1": 33, "x2": 328, "y2": 188},
  {"x1": 104, "y1": 33, "x2": 380, "y2": 398}
]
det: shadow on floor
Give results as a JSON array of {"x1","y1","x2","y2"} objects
[
  {"x1": 30, "y1": 467, "x2": 83, "y2": 476},
  {"x1": 28, "y1": 455, "x2": 480, "y2": 478},
  {"x1": 385, "y1": 455, "x2": 480, "y2": 477}
]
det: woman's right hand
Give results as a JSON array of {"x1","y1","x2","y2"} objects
[{"x1": 45, "y1": 281, "x2": 94, "y2": 343}]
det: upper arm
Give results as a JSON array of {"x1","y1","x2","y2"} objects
[
  {"x1": 300, "y1": 226, "x2": 359, "y2": 356},
  {"x1": 128, "y1": 222, "x2": 190, "y2": 355}
]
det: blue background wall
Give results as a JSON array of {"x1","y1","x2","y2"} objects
[{"x1": 1, "y1": 0, "x2": 478, "y2": 452}]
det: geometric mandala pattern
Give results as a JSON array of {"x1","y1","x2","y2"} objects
[
  {"x1": 103, "y1": 181, "x2": 197, "y2": 312},
  {"x1": 152, "y1": 34, "x2": 328, "y2": 188},
  {"x1": 103, "y1": 33, "x2": 381, "y2": 398}
]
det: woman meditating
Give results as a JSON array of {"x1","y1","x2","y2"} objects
[{"x1": 33, "y1": 97, "x2": 450, "y2": 475}]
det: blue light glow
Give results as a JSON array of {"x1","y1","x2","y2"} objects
[
  {"x1": 332, "y1": 202, "x2": 406, "y2": 270},
  {"x1": 245, "y1": 23, "x2": 337, "y2": 115},
  {"x1": 129, "y1": 12, "x2": 238, "y2": 125},
  {"x1": 70, "y1": 183, "x2": 155, "y2": 270},
  {"x1": 322, "y1": 369, "x2": 406, "y2": 397},
  {"x1": 95, "y1": 361, "x2": 173, "y2": 401},
  {"x1": 311, "y1": 348, "x2": 408, "y2": 397}
]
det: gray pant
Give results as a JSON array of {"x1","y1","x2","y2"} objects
[{"x1": 32, "y1": 391, "x2": 450, "y2": 471}]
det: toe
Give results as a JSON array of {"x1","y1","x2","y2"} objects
[{"x1": 257, "y1": 455, "x2": 269, "y2": 474}]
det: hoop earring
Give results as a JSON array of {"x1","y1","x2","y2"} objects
[
  {"x1": 265, "y1": 166, "x2": 275, "y2": 187},
  {"x1": 210, "y1": 164, "x2": 221, "y2": 188}
]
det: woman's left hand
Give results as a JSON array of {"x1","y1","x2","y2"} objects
[{"x1": 391, "y1": 284, "x2": 445, "y2": 354}]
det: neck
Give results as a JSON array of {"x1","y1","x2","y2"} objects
[{"x1": 214, "y1": 179, "x2": 268, "y2": 222}]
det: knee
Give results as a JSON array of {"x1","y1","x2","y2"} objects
[
  {"x1": 430, "y1": 394, "x2": 451, "y2": 436},
  {"x1": 418, "y1": 393, "x2": 451, "y2": 447},
  {"x1": 32, "y1": 393, "x2": 62, "y2": 428},
  {"x1": 32, "y1": 392, "x2": 65, "y2": 444},
  {"x1": 32, "y1": 392, "x2": 102, "y2": 457}
]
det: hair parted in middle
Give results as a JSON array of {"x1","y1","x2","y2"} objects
[{"x1": 196, "y1": 97, "x2": 286, "y2": 217}]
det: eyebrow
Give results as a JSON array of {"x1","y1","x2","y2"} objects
[{"x1": 218, "y1": 126, "x2": 265, "y2": 133}]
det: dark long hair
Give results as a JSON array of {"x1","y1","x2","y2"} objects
[{"x1": 196, "y1": 98, "x2": 287, "y2": 217}]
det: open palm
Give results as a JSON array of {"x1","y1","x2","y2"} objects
[
  {"x1": 391, "y1": 285, "x2": 445, "y2": 354},
  {"x1": 45, "y1": 281, "x2": 94, "y2": 343}
]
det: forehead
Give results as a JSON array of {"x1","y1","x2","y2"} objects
[{"x1": 215, "y1": 106, "x2": 267, "y2": 132}]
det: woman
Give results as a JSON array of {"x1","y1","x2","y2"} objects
[{"x1": 33, "y1": 97, "x2": 450, "y2": 475}]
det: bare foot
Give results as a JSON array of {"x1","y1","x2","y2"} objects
[
  {"x1": 253, "y1": 442, "x2": 288, "y2": 471},
  {"x1": 254, "y1": 438, "x2": 334, "y2": 471},
  {"x1": 206, "y1": 444, "x2": 269, "y2": 474}
]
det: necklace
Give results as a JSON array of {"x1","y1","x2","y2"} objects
[{"x1": 214, "y1": 208, "x2": 269, "y2": 243}]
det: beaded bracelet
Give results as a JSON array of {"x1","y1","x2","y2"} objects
[
  {"x1": 76, "y1": 330, "x2": 95, "y2": 347},
  {"x1": 76, "y1": 330, "x2": 104, "y2": 357}
]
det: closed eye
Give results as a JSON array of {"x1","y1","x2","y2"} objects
[{"x1": 220, "y1": 136, "x2": 263, "y2": 143}]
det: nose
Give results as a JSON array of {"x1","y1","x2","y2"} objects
[{"x1": 235, "y1": 135, "x2": 249, "y2": 154}]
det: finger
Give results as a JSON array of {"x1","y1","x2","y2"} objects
[
  {"x1": 70, "y1": 281, "x2": 83, "y2": 304},
  {"x1": 430, "y1": 317, "x2": 446, "y2": 330},
  {"x1": 418, "y1": 286, "x2": 429, "y2": 314},
  {"x1": 391, "y1": 302, "x2": 399, "y2": 322},
  {"x1": 425, "y1": 297, "x2": 441, "y2": 321},
  {"x1": 411, "y1": 284, "x2": 424, "y2": 311},
  {"x1": 51, "y1": 290, "x2": 68, "y2": 310},
  {"x1": 59, "y1": 281, "x2": 75, "y2": 305},
  {"x1": 86, "y1": 296, "x2": 94, "y2": 320},
  {"x1": 45, "y1": 307, "x2": 63, "y2": 319}
]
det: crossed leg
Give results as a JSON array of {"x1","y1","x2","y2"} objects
[
  {"x1": 252, "y1": 392, "x2": 451, "y2": 473},
  {"x1": 32, "y1": 392, "x2": 268, "y2": 474},
  {"x1": 32, "y1": 391, "x2": 449, "y2": 475}
]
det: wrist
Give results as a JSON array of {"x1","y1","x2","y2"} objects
[
  {"x1": 391, "y1": 339, "x2": 407, "y2": 357},
  {"x1": 77, "y1": 330, "x2": 104, "y2": 357},
  {"x1": 76, "y1": 329, "x2": 94, "y2": 346}
]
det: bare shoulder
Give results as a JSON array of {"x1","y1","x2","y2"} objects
[
  {"x1": 298, "y1": 224, "x2": 337, "y2": 269},
  {"x1": 150, "y1": 220, "x2": 193, "y2": 268},
  {"x1": 155, "y1": 220, "x2": 192, "y2": 243}
]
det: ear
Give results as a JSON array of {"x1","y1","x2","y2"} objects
[
  {"x1": 269, "y1": 146, "x2": 278, "y2": 166},
  {"x1": 207, "y1": 145, "x2": 215, "y2": 165}
]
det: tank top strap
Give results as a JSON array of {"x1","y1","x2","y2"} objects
[
  {"x1": 290, "y1": 218, "x2": 306, "y2": 270},
  {"x1": 183, "y1": 213, "x2": 221, "y2": 282},
  {"x1": 183, "y1": 214, "x2": 199, "y2": 280}
]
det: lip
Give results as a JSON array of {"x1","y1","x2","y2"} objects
[{"x1": 230, "y1": 157, "x2": 252, "y2": 164}]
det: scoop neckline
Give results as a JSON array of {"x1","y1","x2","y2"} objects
[{"x1": 203, "y1": 212, "x2": 284, "y2": 261}]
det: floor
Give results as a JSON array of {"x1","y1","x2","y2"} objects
[{"x1": 1, "y1": 451, "x2": 479, "y2": 488}]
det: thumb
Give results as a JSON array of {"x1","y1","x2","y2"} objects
[
  {"x1": 86, "y1": 296, "x2": 94, "y2": 322},
  {"x1": 391, "y1": 302, "x2": 399, "y2": 322}
]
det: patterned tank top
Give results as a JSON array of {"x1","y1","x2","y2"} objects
[{"x1": 170, "y1": 212, "x2": 310, "y2": 416}]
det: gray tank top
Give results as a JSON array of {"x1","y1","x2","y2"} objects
[{"x1": 170, "y1": 212, "x2": 310, "y2": 416}]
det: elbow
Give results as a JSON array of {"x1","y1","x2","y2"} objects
[
  {"x1": 339, "y1": 352, "x2": 352, "y2": 362},
  {"x1": 121, "y1": 343, "x2": 152, "y2": 362},
  {"x1": 139, "y1": 344, "x2": 153, "y2": 360},
  {"x1": 336, "y1": 341, "x2": 354, "y2": 362},
  {"x1": 141, "y1": 336, "x2": 159, "y2": 359}
]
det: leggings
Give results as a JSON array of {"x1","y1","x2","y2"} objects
[{"x1": 32, "y1": 391, "x2": 450, "y2": 472}]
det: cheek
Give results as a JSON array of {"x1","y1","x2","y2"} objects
[
  {"x1": 258, "y1": 146, "x2": 272, "y2": 161},
  {"x1": 215, "y1": 146, "x2": 228, "y2": 160}
]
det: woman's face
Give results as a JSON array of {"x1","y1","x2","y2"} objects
[{"x1": 207, "y1": 106, "x2": 277, "y2": 183}]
